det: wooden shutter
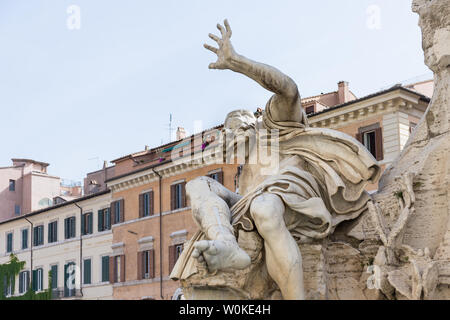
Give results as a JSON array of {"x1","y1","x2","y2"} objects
[
  {"x1": 149, "y1": 249, "x2": 155, "y2": 278},
  {"x1": 139, "y1": 194, "x2": 144, "y2": 218},
  {"x1": 168, "y1": 245, "x2": 176, "y2": 274},
  {"x1": 137, "y1": 251, "x2": 143, "y2": 280},
  {"x1": 88, "y1": 214, "x2": 93, "y2": 234},
  {"x1": 84, "y1": 259, "x2": 91, "y2": 284},
  {"x1": 120, "y1": 199, "x2": 125, "y2": 222},
  {"x1": 355, "y1": 132, "x2": 362, "y2": 143},
  {"x1": 375, "y1": 127, "x2": 384, "y2": 161},
  {"x1": 120, "y1": 255, "x2": 126, "y2": 282},
  {"x1": 81, "y1": 214, "x2": 85, "y2": 236},
  {"x1": 64, "y1": 219, "x2": 68, "y2": 239},
  {"x1": 149, "y1": 191, "x2": 154, "y2": 216},
  {"x1": 170, "y1": 185, "x2": 176, "y2": 211},
  {"x1": 109, "y1": 257, "x2": 115, "y2": 283},
  {"x1": 71, "y1": 217, "x2": 76, "y2": 238},
  {"x1": 19, "y1": 272, "x2": 24, "y2": 293},
  {"x1": 105, "y1": 209, "x2": 111, "y2": 229},
  {"x1": 98, "y1": 210, "x2": 104, "y2": 232},
  {"x1": 217, "y1": 171, "x2": 224, "y2": 185},
  {"x1": 48, "y1": 223, "x2": 51, "y2": 243},
  {"x1": 181, "y1": 182, "x2": 186, "y2": 208},
  {"x1": 110, "y1": 201, "x2": 116, "y2": 225}
]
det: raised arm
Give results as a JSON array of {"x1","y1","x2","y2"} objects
[{"x1": 204, "y1": 20, "x2": 302, "y2": 123}]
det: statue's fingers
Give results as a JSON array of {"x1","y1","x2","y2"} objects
[
  {"x1": 208, "y1": 33, "x2": 221, "y2": 44},
  {"x1": 224, "y1": 19, "x2": 232, "y2": 37},
  {"x1": 208, "y1": 63, "x2": 218, "y2": 69},
  {"x1": 197, "y1": 255, "x2": 204, "y2": 262},
  {"x1": 192, "y1": 248, "x2": 200, "y2": 258},
  {"x1": 203, "y1": 43, "x2": 218, "y2": 54},
  {"x1": 216, "y1": 23, "x2": 226, "y2": 38},
  {"x1": 194, "y1": 240, "x2": 210, "y2": 252}
]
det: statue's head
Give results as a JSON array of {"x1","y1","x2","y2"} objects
[
  {"x1": 224, "y1": 109, "x2": 257, "y2": 131},
  {"x1": 412, "y1": 0, "x2": 450, "y2": 73}
]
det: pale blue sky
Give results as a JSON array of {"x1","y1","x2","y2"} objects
[{"x1": 0, "y1": 0, "x2": 431, "y2": 183}]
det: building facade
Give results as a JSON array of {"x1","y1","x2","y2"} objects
[{"x1": 0, "y1": 190, "x2": 113, "y2": 299}]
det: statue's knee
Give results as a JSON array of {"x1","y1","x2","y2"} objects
[
  {"x1": 186, "y1": 177, "x2": 209, "y2": 197},
  {"x1": 250, "y1": 194, "x2": 284, "y2": 232}
]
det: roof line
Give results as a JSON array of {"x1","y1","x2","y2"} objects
[{"x1": 0, "y1": 189, "x2": 111, "y2": 226}]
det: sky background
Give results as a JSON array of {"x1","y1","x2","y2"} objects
[{"x1": 0, "y1": 0, "x2": 431, "y2": 184}]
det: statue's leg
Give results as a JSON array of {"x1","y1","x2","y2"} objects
[
  {"x1": 186, "y1": 177, "x2": 251, "y2": 272},
  {"x1": 250, "y1": 193, "x2": 305, "y2": 300}
]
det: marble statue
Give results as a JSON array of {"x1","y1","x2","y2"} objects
[{"x1": 170, "y1": 19, "x2": 381, "y2": 300}]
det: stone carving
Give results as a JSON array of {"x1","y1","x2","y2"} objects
[
  {"x1": 364, "y1": 0, "x2": 450, "y2": 300},
  {"x1": 170, "y1": 19, "x2": 381, "y2": 300},
  {"x1": 170, "y1": 0, "x2": 450, "y2": 300}
]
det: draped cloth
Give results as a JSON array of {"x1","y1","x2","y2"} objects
[{"x1": 170, "y1": 100, "x2": 381, "y2": 281}]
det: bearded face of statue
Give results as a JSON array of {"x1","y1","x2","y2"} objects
[
  {"x1": 224, "y1": 110, "x2": 257, "y2": 131},
  {"x1": 413, "y1": 0, "x2": 450, "y2": 73}
]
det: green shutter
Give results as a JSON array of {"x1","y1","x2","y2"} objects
[
  {"x1": 64, "y1": 219, "x2": 68, "y2": 239},
  {"x1": 88, "y1": 214, "x2": 93, "y2": 234},
  {"x1": 32, "y1": 270, "x2": 37, "y2": 291},
  {"x1": 71, "y1": 217, "x2": 76, "y2": 238},
  {"x1": 51, "y1": 265, "x2": 58, "y2": 289},
  {"x1": 105, "y1": 209, "x2": 111, "y2": 229},
  {"x1": 98, "y1": 210, "x2": 104, "y2": 232},
  {"x1": 83, "y1": 259, "x2": 91, "y2": 284},
  {"x1": 102, "y1": 256, "x2": 109, "y2": 282},
  {"x1": 81, "y1": 214, "x2": 85, "y2": 235}
]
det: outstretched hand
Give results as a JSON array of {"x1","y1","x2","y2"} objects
[{"x1": 204, "y1": 19, "x2": 238, "y2": 70}]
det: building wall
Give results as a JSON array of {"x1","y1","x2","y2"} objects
[
  {"x1": 0, "y1": 166, "x2": 23, "y2": 221},
  {"x1": 110, "y1": 163, "x2": 238, "y2": 300},
  {"x1": 0, "y1": 192, "x2": 113, "y2": 300}
]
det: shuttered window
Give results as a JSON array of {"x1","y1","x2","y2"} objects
[
  {"x1": 209, "y1": 171, "x2": 224, "y2": 184},
  {"x1": 139, "y1": 191, "x2": 154, "y2": 218},
  {"x1": 168, "y1": 244, "x2": 184, "y2": 274},
  {"x1": 6, "y1": 232, "x2": 13, "y2": 253},
  {"x1": 64, "y1": 217, "x2": 76, "y2": 239},
  {"x1": 101, "y1": 256, "x2": 109, "y2": 282},
  {"x1": 33, "y1": 225, "x2": 44, "y2": 246},
  {"x1": 32, "y1": 268, "x2": 43, "y2": 292},
  {"x1": 50, "y1": 265, "x2": 58, "y2": 289},
  {"x1": 64, "y1": 262, "x2": 76, "y2": 297},
  {"x1": 83, "y1": 259, "x2": 92, "y2": 284},
  {"x1": 21, "y1": 229, "x2": 28, "y2": 250},
  {"x1": 356, "y1": 125, "x2": 384, "y2": 161},
  {"x1": 111, "y1": 200, "x2": 124, "y2": 225},
  {"x1": 19, "y1": 271, "x2": 29, "y2": 294},
  {"x1": 98, "y1": 208, "x2": 111, "y2": 232},
  {"x1": 170, "y1": 182, "x2": 186, "y2": 211},
  {"x1": 111, "y1": 255, "x2": 125, "y2": 283},
  {"x1": 48, "y1": 221, "x2": 58, "y2": 243},
  {"x1": 138, "y1": 250, "x2": 155, "y2": 280},
  {"x1": 81, "y1": 212, "x2": 93, "y2": 235}
]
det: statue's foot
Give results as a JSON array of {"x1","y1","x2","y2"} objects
[{"x1": 192, "y1": 240, "x2": 251, "y2": 272}]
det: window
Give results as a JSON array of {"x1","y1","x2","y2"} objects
[
  {"x1": 9, "y1": 179, "x2": 15, "y2": 191},
  {"x1": 48, "y1": 221, "x2": 58, "y2": 243},
  {"x1": 3, "y1": 275, "x2": 13, "y2": 297},
  {"x1": 64, "y1": 262, "x2": 76, "y2": 297},
  {"x1": 14, "y1": 204, "x2": 21, "y2": 215},
  {"x1": 139, "y1": 191, "x2": 154, "y2": 218},
  {"x1": 64, "y1": 216, "x2": 76, "y2": 239},
  {"x1": 32, "y1": 268, "x2": 43, "y2": 292},
  {"x1": 209, "y1": 171, "x2": 223, "y2": 184},
  {"x1": 111, "y1": 200, "x2": 124, "y2": 225},
  {"x1": 33, "y1": 225, "x2": 44, "y2": 246},
  {"x1": 98, "y1": 208, "x2": 111, "y2": 232},
  {"x1": 50, "y1": 265, "x2": 58, "y2": 289},
  {"x1": 22, "y1": 229, "x2": 28, "y2": 250},
  {"x1": 101, "y1": 256, "x2": 110, "y2": 282},
  {"x1": 6, "y1": 232, "x2": 13, "y2": 253},
  {"x1": 168, "y1": 243, "x2": 184, "y2": 273},
  {"x1": 19, "y1": 271, "x2": 30, "y2": 294},
  {"x1": 81, "y1": 212, "x2": 93, "y2": 235},
  {"x1": 83, "y1": 259, "x2": 91, "y2": 284},
  {"x1": 356, "y1": 124, "x2": 383, "y2": 161},
  {"x1": 305, "y1": 105, "x2": 315, "y2": 115},
  {"x1": 170, "y1": 182, "x2": 186, "y2": 211},
  {"x1": 138, "y1": 250, "x2": 155, "y2": 280}
]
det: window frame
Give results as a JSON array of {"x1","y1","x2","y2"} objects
[
  {"x1": 9, "y1": 179, "x2": 15, "y2": 191},
  {"x1": 48, "y1": 220, "x2": 58, "y2": 243},
  {"x1": 6, "y1": 231, "x2": 13, "y2": 253}
]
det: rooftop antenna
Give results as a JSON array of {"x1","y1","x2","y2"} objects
[{"x1": 165, "y1": 113, "x2": 175, "y2": 143}]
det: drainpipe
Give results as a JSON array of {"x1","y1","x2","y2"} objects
[
  {"x1": 151, "y1": 168, "x2": 163, "y2": 300},
  {"x1": 74, "y1": 202, "x2": 84, "y2": 298},
  {"x1": 24, "y1": 218, "x2": 33, "y2": 291}
]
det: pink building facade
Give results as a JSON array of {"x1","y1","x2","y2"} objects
[{"x1": 0, "y1": 159, "x2": 68, "y2": 222}]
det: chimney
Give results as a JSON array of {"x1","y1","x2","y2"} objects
[
  {"x1": 338, "y1": 81, "x2": 350, "y2": 104},
  {"x1": 103, "y1": 160, "x2": 108, "y2": 169},
  {"x1": 145, "y1": 145, "x2": 150, "y2": 151},
  {"x1": 176, "y1": 127, "x2": 186, "y2": 140}
]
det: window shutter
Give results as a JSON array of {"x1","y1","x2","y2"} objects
[
  {"x1": 109, "y1": 257, "x2": 115, "y2": 283},
  {"x1": 54, "y1": 223, "x2": 58, "y2": 242},
  {"x1": 119, "y1": 199, "x2": 125, "y2": 223},
  {"x1": 88, "y1": 214, "x2": 93, "y2": 234},
  {"x1": 98, "y1": 210, "x2": 104, "y2": 232},
  {"x1": 170, "y1": 185, "x2": 176, "y2": 211},
  {"x1": 81, "y1": 214, "x2": 85, "y2": 236},
  {"x1": 105, "y1": 209, "x2": 111, "y2": 230},
  {"x1": 139, "y1": 194, "x2": 144, "y2": 218},
  {"x1": 19, "y1": 272, "x2": 24, "y2": 293},
  {"x1": 149, "y1": 249, "x2": 155, "y2": 278},
  {"x1": 355, "y1": 132, "x2": 362, "y2": 143},
  {"x1": 84, "y1": 259, "x2": 91, "y2": 284},
  {"x1": 181, "y1": 182, "x2": 186, "y2": 208},
  {"x1": 26, "y1": 271, "x2": 30, "y2": 292},
  {"x1": 120, "y1": 255, "x2": 126, "y2": 282},
  {"x1": 51, "y1": 265, "x2": 58, "y2": 289},
  {"x1": 168, "y1": 245, "x2": 176, "y2": 274},
  {"x1": 149, "y1": 191, "x2": 154, "y2": 216},
  {"x1": 375, "y1": 127, "x2": 384, "y2": 161},
  {"x1": 64, "y1": 219, "x2": 68, "y2": 239},
  {"x1": 32, "y1": 270, "x2": 37, "y2": 291},
  {"x1": 110, "y1": 201, "x2": 116, "y2": 225},
  {"x1": 48, "y1": 224, "x2": 51, "y2": 243},
  {"x1": 137, "y1": 251, "x2": 143, "y2": 280},
  {"x1": 217, "y1": 171, "x2": 224, "y2": 185}
]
